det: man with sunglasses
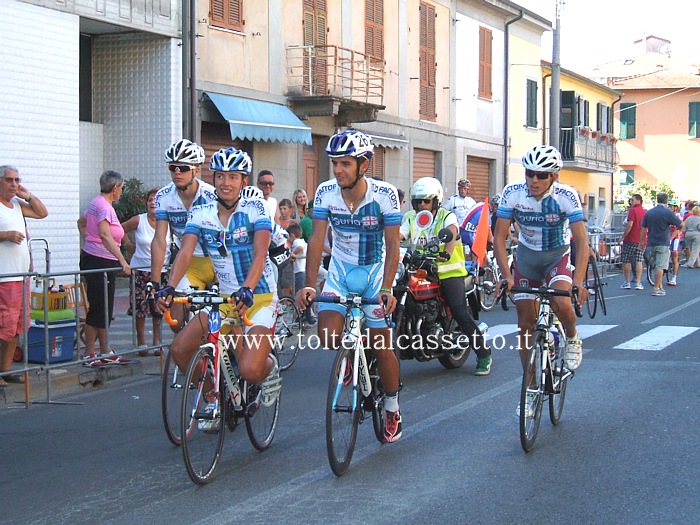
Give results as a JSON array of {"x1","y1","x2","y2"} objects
[
  {"x1": 493, "y1": 145, "x2": 588, "y2": 415},
  {"x1": 150, "y1": 139, "x2": 216, "y2": 330},
  {"x1": 256, "y1": 170, "x2": 280, "y2": 224},
  {"x1": 444, "y1": 178, "x2": 476, "y2": 226},
  {"x1": 157, "y1": 147, "x2": 279, "y2": 419}
]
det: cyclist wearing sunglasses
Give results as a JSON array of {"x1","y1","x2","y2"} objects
[
  {"x1": 399, "y1": 177, "x2": 492, "y2": 376},
  {"x1": 150, "y1": 139, "x2": 217, "y2": 330},
  {"x1": 296, "y1": 129, "x2": 404, "y2": 443},
  {"x1": 493, "y1": 145, "x2": 588, "y2": 390},
  {"x1": 157, "y1": 147, "x2": 279, "y2": 388},
  {"x1": 444, "y1": 178, "x2": 476, "y2": 226}
]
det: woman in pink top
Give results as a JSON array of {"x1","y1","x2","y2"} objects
[{"x1": 77, "y1": 170, "x2": 131, "y2": 363}]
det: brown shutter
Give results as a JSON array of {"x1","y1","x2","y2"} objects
[
  {"x1": 479, "y1": 27, "x2": 492, "y2": 99},
  {"x1": 413, "y1": 148, "x2": 436, "y2": 182},
  {"x1": 420, "y1": 2, "x2": 436, "y2": 121},
  {"x1": 210, "y1": 0, "x2": 242, "y2": 32},
  {"x1": 366, "y1": 147, "x2": 385, "y2": 181},
  {"x1": 200, "y1": 122, "x2": 246, "y2": 186},
  {"x1": 466, "y1": 156, "x2": 491, "y2": 203}
]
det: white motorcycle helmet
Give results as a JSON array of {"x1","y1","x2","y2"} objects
[{"x1": 409, "y1": 177, "x2": 443, "y2": 212}]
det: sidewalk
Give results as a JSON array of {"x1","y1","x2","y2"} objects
[{"x1": 1, "y1": 277, "x2": 170, "y2": 406}]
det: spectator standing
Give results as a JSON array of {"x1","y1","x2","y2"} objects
[
  {"x1": 444, "y1": 178, "x2": 476, "y2": 226},
  {"x1": 278, "y1": 198, "x2": 295, "y2": 229},
  {"x1": 620, "y1": 193, "x2": 646, "y2": 290},
  {"x1": 682, "y1": 206, "x2": 700, "y2": 268},
  {"x1": 257, "y1": 170, "x2": 279, "y2": 224},
  {"x1": 121, "y1": 188, "x2": 170, "y2": 355},
  {"x1": 0, "y1": 165, "x2": 48, "y2": 385},
  {"x1": 639, "y1": 192, "x2": 681, "y2": 296},
  {"x1": 77, "y1": 170, "x2": 131, "y2": 364},
  {"x1": 299, "y1": 201, "x2": 313, "y2": 241},
  {"x1": 292, "y1": 189, "x2": 308, "y2": 221},
  {"x1": 287, "y1": 223, "x2": 316, "y2": 325}
]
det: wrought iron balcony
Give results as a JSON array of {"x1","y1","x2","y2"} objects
[
  {"x1": 285, "y1": 44, "x2": 386, "y2": 126},
  {"x1": 559, "y1": 126, "x2": 618, "y2": 172}
]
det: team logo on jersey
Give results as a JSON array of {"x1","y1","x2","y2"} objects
[
  {"x1": 362, "y1": 215, "x2": 380, "y2": 230},
  {"x1": 545, "y1": 214, "x2": 561, "y2": 224},
  {"x1": 232, "y1": 226, "x2": 249, "y2": 244}
]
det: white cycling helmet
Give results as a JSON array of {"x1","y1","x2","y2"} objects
[
  {"x1": 164, "y1": 139, "x2": 206, "y2": 165},
  {"x1": 240, "y1": 185, "x2": 263, "y2": 200},
  {"x1": 410, "y1": 177, "x2": 443, "y2": 212},
  {"x1": 522, "y1": 145, "x2": 563, "y2": 173}
]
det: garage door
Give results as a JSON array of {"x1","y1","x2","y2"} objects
[
  {"x1": 413, "y1": 148, "x2": 436, "y2": 182},
  {"x1": 466, "y1": 156, "x2": 491, "y2": 203}
]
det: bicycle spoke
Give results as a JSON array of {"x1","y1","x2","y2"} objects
[
  {"x1": 520, "y1": 336, "x2": 544, "y2": 452},
  {"x1": 245, "y1": 353, "x2": 281, "y2": 451},
  {"x1": 275, "y1": 296, "x2": 302, "y2": 371},
  {"x1": 326, "y1": 347, "x2": 360, "y2": 476}
]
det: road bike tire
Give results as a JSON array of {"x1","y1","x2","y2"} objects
[
  {"x1": 245, "y1": 351, "x2": 281, "y2": 451},
  {"x1": 646, "y1": 258, "x2": 656, "y2": 286},
  {"x1": 593, "y1": 261, "x2": 607, "y2": 316},
  {"x1": 275, "y1": 296, "x2": 303, "y2": 371},
  {"x1": 585, "y1": 257, "x2": 597, "y2": 319},
  {"x1": 520, "y1": 334, "x2": 544, "y2": 452},
  {"x1": 368, "y1": 357, "x2": 386, "y2": 444},
  {"x1": 181, "y1": 346, "x2": 226, "y2": 486},
  {"x1": 326, "y1": 346, "x2": 360, "y2": 476},
  {"x1": 161, "y1": 348, "x2": 185, "y2": 446},
  {"x1": 548, "y1": 337, "x2": 569, "y2": 425},
  {"x1": 479, "y1": 265, "x2": 498, "y2": 311}
]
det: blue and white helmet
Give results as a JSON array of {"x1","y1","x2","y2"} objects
[
  {"x1": 240, "y1": 185, "x2": 263, "y2": 199},
  {"x1": 209, "y1": 147, "x2": 252, "y2": 174},
  {"x1": 326, "y1": 129, "x2": 374, "y2": 160},
  {"x1": 522, "y1": 145, "x2": 562, "y2": 173},
  {"x1": 164, "y1": 139, "x2": 205, "y2": 165}
]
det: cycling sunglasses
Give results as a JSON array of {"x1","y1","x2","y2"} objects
[
  {"x1": 168, "y1": 164, "x2": 193, "y2": 172},
  {"x1": 525, "y1": 169, "x2": 552, "y2": 180},
  {"x1": 412, "y1": 198, "x2": 433, "y2": 205}
]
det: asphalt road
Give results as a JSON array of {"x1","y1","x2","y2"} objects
[{"x1": 2, "y1": 267, "x2": 699, "y2": 524}]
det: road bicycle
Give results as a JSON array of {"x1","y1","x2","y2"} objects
[
  {"x1": 164, "y1": 289, "x2": 282, "y2": 485},
  {"x1": 317, "y1": 294, "x2": 390, "y2": 476},
  {"x1": 584, "y1": 254, "x2": 607, "y2": 318},
  {"x1": 500, "y1": 284, "x2": 581, "y2": 452},
  {"x1": 645, "y1": 247, "x2": 687, "y2": 286},
  {"x1": 477, "y1": 246, "x2": 515, "y2": 311},
  {"x1": 274, "y1": 295, "x2": 304, "y2": 371}
]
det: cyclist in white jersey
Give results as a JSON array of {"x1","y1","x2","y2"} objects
[
  {"x1": 296, "y1": 129, "x2": 404, "y2": 443},
  {"x1": 443, "y1": 178, "x2": 476, "y2": 225},
  {"x1": 150, "y1": 139, "x2": 217, "y2": 330},
  {"x1": 157, "y1": 147, "x2": 279, "y2": 388},
  {"x1": 493, "y1": 146, "x2": 588, "y2": 403}
]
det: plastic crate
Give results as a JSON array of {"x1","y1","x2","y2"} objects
[{"x1": 30, "y1": 292, "x2": 68, "y2": 311}]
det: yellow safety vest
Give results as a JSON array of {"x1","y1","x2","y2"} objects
[{"x1": 406, "y1": 208, "x2": 467, "y2": 279}]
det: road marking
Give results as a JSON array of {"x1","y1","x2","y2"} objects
[
  {"x1": 614, "y1": 326, "x2": 699, "y2": 351},
  {"x1": 642, "y1": 295, "x2": 700, "y2": 324},
  {"x1": 578, "y1": 325, "x2": 617, "y2": 338},
  {"x1": 484, "y1": 324, "x2": 518, "y2": 341}
]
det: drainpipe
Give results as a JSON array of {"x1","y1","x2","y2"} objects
[
  {"x1": 542, "y1": 73, "x2": 551, "y2": 144},
  {"x1": 610, "y1": 94, "x2": 622, "y2": 213},
  {"x1": 503, "y1": 10, "x2": 524, "y2": 188},
  {"x1": 190, "y1": 0, "x2": 198, "y2": 141},
  {"x1": 182, "y1": 0, "x2": 190, "y2": 138}
]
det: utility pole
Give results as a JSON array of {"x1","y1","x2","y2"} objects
[{"x1": 549, "y1": 0, "x2": 562, "y2": 149}]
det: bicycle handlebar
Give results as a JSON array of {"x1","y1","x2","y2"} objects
[
  {"x1": 163, "y1": 294, "x2": 254, "y2": 327},
  {"x1": 497, "y1": 281, "x2": 583, "y2": 317},
  {"x1": 314, "y1": 295, "x2": 380, "y2": 305}
]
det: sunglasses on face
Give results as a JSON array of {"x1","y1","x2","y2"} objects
[
  {"x1": 168, "y1": 164, "x2": 193, "y2": 173},
  {"x1": 525, "y1": 170, "x2": 552, "y2": 180},
  {"x1": 258, "y1": 181, "x2": 275, "y2": 187},
  {"x1": 413, "y1": 198, "x2": 433, "y2": 205}
]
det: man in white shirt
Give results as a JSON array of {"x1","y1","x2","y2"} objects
[
  {"x1": 443, "y1": 178, "x2": 476, "y2": 226},
  {"x1": 257, "y1": 170, "x2": 280, "y2": 224}
]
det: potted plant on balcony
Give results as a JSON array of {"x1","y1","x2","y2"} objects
[
  {"x1": 591, "y1": 130, "x2": 601, "y2": 139},
  {"x1": 580, "y1": 126, "x2": 591, "y2": 137}
]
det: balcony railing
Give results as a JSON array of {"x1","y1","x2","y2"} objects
[
  {"x1": 559, "y1": 127, "x2": 618, "y2": 171},
  {"x1": 286, "y1": 44, "x2": 385, "y2": 104}
]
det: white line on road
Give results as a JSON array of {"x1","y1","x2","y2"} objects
[
  {"x1": 577, "y1": 325, "x2": 617, "y2": 338},
  {"x1": 642, "y1": 295, "x2": 700, "y2": 324},
  {"x1": 614, "y1": 326, "x2": 699, "y2": 351}
]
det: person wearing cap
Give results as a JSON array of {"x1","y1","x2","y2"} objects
[{"x1": 444, "y1": 178, "x2": 476, "y2": 226}]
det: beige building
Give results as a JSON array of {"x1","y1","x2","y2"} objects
[{"x1": 580, "y1": 35, "x2": 700, "y2": 205}]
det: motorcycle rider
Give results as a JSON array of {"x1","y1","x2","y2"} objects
[{"x1": 399, "y1": 177, "x2": 492, "y2": 376}]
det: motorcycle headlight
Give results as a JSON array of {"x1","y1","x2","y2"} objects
[{"x1": 393, "y1": 262, "x2": 405, "y2": 286}]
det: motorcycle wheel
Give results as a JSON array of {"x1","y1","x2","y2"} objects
[{"x1": 437, "y1": 319, "x2": 471, "y2": 369}]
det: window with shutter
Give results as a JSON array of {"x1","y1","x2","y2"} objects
[
  {"x1": 619, "y1": 102, "x2": 636, "y2": 139},
  {"x1": 365, "y1": 0, "x2": 384, "y2": 60},
  {"x1": 210, "y1": 0, "x2": 243, "y2": 32},
  {"x1": 478, "y1": 27, "x2": 492, "y2": 99},
  {"x1": 689, "y1": 102, "x2": 700, "y2": 138},
  {"x1": 303, "y1": 1, "x2": 328, "y2": 95},
  {"x1": 526, "y1": 79, "x2": 537, "y2": 128},
  {"x1": 419, "y1": 2, "x2": 436, "y2": 121}
]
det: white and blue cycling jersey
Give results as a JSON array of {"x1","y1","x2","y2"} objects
[
  {"x1": 313, "y1": 177, "x2": 402, "y2": 266},
  {"x1": 497, "y1": 181, "x2": 584, "y2": 252},
  {"x1": 154, "y1": 180, "x2": 216, "y2": 257},
  {"x1": 183, "y1": 196, "x2": 275, "y2": 295}
]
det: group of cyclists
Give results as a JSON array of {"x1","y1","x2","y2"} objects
[{"x1": 150, "y1": 129, "x2": 588, "y2": 443}]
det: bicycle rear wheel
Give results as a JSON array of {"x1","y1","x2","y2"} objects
[
  {"x1": 585, "y1": 257, "x2": 597, "y2": 319},
  {"x1": 245, "y1": 352, "x2": 281, "y2": 451},
  {"x1": 275, "y1": 296, "x2": 303, "y2": 371},
  {"x1": 368, "y1": 358, "x2": 386, "y2": 444},
  {"x1": 181, "y1": 346, "x2": 225, "y2": 485},
  {"x1": 479, "y1": 265, "x2": 498, "y2": 311},
  {"x1": 646, "y1": 258, "x2": 656, "y2": 286},
  {"x1": 520, "y1": 335, "x2": 544, "y2": 452},
  {"x1": 161, "y1": 348, "x2": 185, "y2": 446},
  {"x1": 326, "y1": 347, "x2": 360, "y2": 476},
  {"x1": 548, "y1": 346, "x2": 569, "y2": 425}
]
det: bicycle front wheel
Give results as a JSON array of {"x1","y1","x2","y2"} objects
[
  {"x1": 548, "y1": 346, "x2": 569, "y2": 425},
  {"x1": 585, "y1": 257, "x2": 597, "y2": 319},
  {"x1": 275, "y1": 296, "x2": 303, "y2": 371},
  {"x1": 479, "y1": 265, "x2": 498, "y2": 311},
  {"x1": 368, "y1": 358, "x2": 386, "y2": 444},
  {"x1": 181, "y1": 346, "x2": 225, "y2": 485},
  {"x1": 161, "y1": 348, "x2": 185, "y2": 446},
  {"x1": 520, "y1": 335, "x2": 544, "y2": 452},
  {"x1": 326, "y1": 347, "x2": 360, "y2": 476},
  {"x1": 245, "y1": 352, "x2": 281, "y2": 451},
  {"x1": 592, "y1": 260, "x2": 607, "y2": 316}
]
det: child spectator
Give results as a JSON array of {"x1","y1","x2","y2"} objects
[
  {"x1": 278, "y1": 198, "x2": 295, "y2": 229},
  {"x1": 287, "y1": 223, "x2": 316, "y2": 325}
]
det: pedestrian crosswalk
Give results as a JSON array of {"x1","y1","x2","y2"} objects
[{"x1": 484, "y1": 323, "x2": 699, "y2": 352}]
